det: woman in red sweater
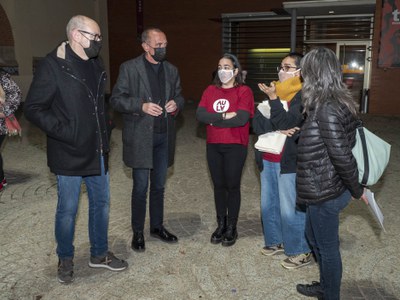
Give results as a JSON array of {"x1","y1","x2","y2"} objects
[{"x1": 196, "y1": 53, "x2": 254, "y2": 246}]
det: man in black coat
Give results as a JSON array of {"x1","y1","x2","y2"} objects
[
  {"x1": 24, "y1": 15, "x2": 127, "y2": 284},
  {"x1": 111, "y1": 28, "x2": 184, "y2": 252}
]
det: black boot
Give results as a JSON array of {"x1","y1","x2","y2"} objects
[
  {"x1": 210, "y1": 216, "x2": 226, "y2": 244},
  {"x1": 131, "y1": 231, "x2": 145, "y2": 252},
  {"x1": 296, "y1": 281, "x2": 324, "y2": 299},
  {"x1": 221, "y1": 219, "x2": 238, "y2": 247}
]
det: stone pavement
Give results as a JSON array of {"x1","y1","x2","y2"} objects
[{"x1": 0, "y1": 103, "x2": 399, "y2": 300}]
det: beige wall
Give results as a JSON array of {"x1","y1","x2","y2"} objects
[{"x1": 0, "y1": 0, "x2": 110, "y2": 98}]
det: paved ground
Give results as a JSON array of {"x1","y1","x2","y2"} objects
[{"x1": 0, "y1": 103, "x2": 399, "y2": 300}]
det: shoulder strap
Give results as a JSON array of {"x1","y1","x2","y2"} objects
[{"x1": 357, "y1": 127, "x2": 369, "y2": 185}]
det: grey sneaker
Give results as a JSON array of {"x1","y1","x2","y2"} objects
[
  {"x1": 57, "y1": 258, "x2": 74, "y2": 284},
  {"x1": 88, "y1": 251, "x2": 128, "y2": 271},
  {"x1": 261, "y1": 244, "x2": 284, "y2": 256},
  {"x1": 281, "y1": 253, "x2": 312, "y2": 269}
]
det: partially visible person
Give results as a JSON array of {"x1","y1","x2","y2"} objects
[
  {"x1": 253, "y1": 52, "x2": 312, "y2": 269},
  {"x1": 241, "y1": 70, "x2": 247, "y2": 83},
  {"x1": 196, "y1": 53, "x2": 254, "y2": 247},
  {"x1": 295, "y1": 47, "x2": 368, "y2": 300},
  {"x1": 0, "y1": 71, "x2": 22, "y2": 191},
  {"x1": 110, "y1": 28, "x2": 184, "y2": 252},
  {"x1": 24, "y1": 15, "x2": 128, "y2": 284}
]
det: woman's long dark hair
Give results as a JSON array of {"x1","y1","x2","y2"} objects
[
  {"x1": 213, "y1": 53, "x2": 244, "y2": 87},
  {"x1": 300, "y1": 47, "x2": 358, "y2": 116}
]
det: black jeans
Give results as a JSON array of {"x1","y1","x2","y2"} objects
[
  {"x1": 0, "y1": 134, "x2": 6, "y2": 181},
  {"x1": 131, "y1": 132, "x2": 168, "y2": 232},
  {"x1": 206, "y1": 143, "x2": 247, "y2": 221}
]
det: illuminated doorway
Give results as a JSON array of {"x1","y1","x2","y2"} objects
[{"x1": 337, "y1": 42, "x2": 372, "y2": 113}]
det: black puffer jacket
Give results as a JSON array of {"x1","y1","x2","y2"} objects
[{"x1": 296, "y1": 102, "x2": 363, "y2": 205}]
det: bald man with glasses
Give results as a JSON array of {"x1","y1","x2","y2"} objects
[{"x1": 25, "y1": 15, "x2": 128, "y2": 284}]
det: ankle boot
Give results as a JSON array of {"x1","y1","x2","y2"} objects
[
  {"x1": 222, "y1": 219, "x2": 238, "y2": 247},
  {"x1": 210, "y1": 216, "x2": 226, "y2": 244}
]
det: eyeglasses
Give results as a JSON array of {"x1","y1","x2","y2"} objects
[
  {"x1": 277, "y1": 65, "x2": 299, "y2": 72},
  {"x1": 79, "y1": 30, "x2": 102, "y2": 42}
]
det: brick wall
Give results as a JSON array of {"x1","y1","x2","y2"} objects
[
  {"x1": 107, "y1": 0, "x2": 282, "y2": 102},
  {"x1": 108, "y1": 0, "x2": 400, "y2": 115},
  {"x1": 0, "y1": 4, "x2": 14, "y2": 46},
  {"x1": 369, "y1": 0, "x2": 400, "y2": 115}
]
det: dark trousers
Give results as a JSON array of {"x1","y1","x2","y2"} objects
[
  {"x1": 206, "y1": 143, "x2": 247, "y2": 221},
  {"x1": 131, "y1": 132, "x2": 168, "y2": 232},
  {"x1": 0, "y1": 134, "x2": 6, "y2": 180},
  {"x1": 306, "y1": 189, "x2": 351, "y2": 300}
]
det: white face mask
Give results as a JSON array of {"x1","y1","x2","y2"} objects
[
  {"x1": 278, "y1": 69, "x2": 300, "y2": 83},
  {"x1": 218, "y1": 69, "x2": 234, "y2": 84}
]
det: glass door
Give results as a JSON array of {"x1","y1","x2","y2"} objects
[{"x1": 336, "y1": 42, "x2": 372, "y2": 113}]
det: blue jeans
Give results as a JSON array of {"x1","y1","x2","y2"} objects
[
  {"x1": 55, "y1": 156, "x2": 110, "y2": 259},
  {"x1": 306, "y1": 190, "x2": 351, "y2": 300},
  {"x1": 260, "y1": 160, "x2": 310, "y2": 255},
  {"x1": 131, "y1": 132, "x2": 168, "y2": 232}
]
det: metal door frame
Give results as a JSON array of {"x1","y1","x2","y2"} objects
[{"x1": 336, "y1": 41, "x2": 372, "y2": 91}]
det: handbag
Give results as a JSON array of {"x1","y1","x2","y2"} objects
[
  {"x1": 255, "y1": 131, "x2": 287, "y2": 154},
  {"x1": 5, "y1": 114, "x2": 22, "y2": 136},
  {"x1": 352, "y1": 125, "x2": 391, "y2": 186}
]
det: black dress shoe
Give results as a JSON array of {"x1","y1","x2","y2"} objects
[
  {"x1": 131, "y1": 231, "x2": 145, "y2": 252},
  {"x1": 296, "y1": 281, "x2": 324, "y2": 299},
  {"x1": 150, "y1": 226, "x2": 178, "y2": 243}
]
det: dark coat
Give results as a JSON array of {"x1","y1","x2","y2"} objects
[
  {"x1": 110, "y1": 54, "x2": 184, "y2": 168},
  {"x1": 24, "y1": 42, "x2": 109, "y2": 176},
  {"x1": 252, "y1": 91, "x2": 303, "y2": 173},
  {"x1": 296, "y1": 102, "x2": 363, "y2": 205}
]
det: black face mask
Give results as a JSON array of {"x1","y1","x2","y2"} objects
[
  {"x1": 151, "y1": 47, "x2": 167, "y2": 62},
  {"x1": 84, "y1": 40, "x2": 102, "y2": 59}
]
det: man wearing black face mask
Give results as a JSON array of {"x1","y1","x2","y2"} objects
[
  {"x1": 111, "y1": 28, "x2": 184, "y2": 253},
  {"x1": 24, "y1": 15, "x2": 128, "y2": 284}
]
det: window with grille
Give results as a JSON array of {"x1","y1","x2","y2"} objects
[{"x1": 222, "y1": 14, "x2": 373, "y2": 102}]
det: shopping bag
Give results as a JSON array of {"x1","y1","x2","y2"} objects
[{"x1": 352, "y1": 126, "x2": 391, "y2": 186}]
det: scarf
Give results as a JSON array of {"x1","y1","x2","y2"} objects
[{"x1": 273, "y1": 76, "x2": 302, "y2": 102}]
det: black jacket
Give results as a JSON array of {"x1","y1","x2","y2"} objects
[
  {"x1": 110, "y1": 54, "x2": 184, "y2": 168},
  {"x1": 24, "y1": 42, "x2": 109, "y2": 176},
  {"x1": 252, "y1": 91, "x2": 303, "y2": 173},
  {"x1": 296, "y1": 102, "x2": 363, "y2": 205}
]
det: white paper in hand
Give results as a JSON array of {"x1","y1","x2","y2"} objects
[
  {"x1": 254, "y1": 131, "x2": 287, "y2": 154},
  {"x1": 257, "y1": 100, "x2": 288, "y2": 119},
  {"x1": 365, "y1": 188, "x2": 385, "y2": 232}
]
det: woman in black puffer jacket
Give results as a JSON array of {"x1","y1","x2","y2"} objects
[{"x1": 295, "y1": 48, "x2": 368, "y2": 300}]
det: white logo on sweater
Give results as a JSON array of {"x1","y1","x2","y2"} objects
[{"x1": 213, "y1": 98, "x2": 230, "y2": 113}]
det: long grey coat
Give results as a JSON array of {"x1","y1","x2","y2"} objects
[{"x1": 110, "y1": 54, "x2": 184, "y2": 168}]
